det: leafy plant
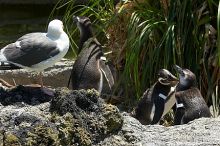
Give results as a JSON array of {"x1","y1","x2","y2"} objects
[
  {"x1": 49, "y1": 0, "x2": 117, "y2": 58},
  {"x1": 117, "y1": 0, "x2": 219, "y2": 108}
]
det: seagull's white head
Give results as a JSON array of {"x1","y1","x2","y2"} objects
[{"x1": 47, "y1": 19, "x2": 64, "y2": 38}]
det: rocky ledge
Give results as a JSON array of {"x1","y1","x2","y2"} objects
[
  {"x1": 0, "y1": 59, "x2": 73, "y2": 88},
  {"x1": 0, "y1": 86, "x2": 123, "y2": 146},
  {"x1": 99, "y1": 113, "x2": 220, "y2": 146},
  {"x1": 1, "y1": 85, "x2": 220, "y2": 146}
]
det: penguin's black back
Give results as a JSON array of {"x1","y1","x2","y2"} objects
[
  {"x1": 175, "y1": 87, "x2": 211, "y2": 124},
  {"x1": 71, "y1": 38, "x2": 103, "y2": 91}
]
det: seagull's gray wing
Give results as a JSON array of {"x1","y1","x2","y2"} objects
[{"x1": 2, "y1": 33, "x2": 60, "y2": 67}]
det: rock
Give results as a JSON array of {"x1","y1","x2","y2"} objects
[
  {"x1": 0, "y1": 59, "x2": 73, "y2": 88},
  {"x1": 0, "y1": 86, "x2": 123, "y2": 145},
  {"x1": 98, "y1": 113, "x2": 220, "y2": 145}
]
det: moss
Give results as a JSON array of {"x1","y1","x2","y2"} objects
[
  {"x1": 74, "y1": 127, "x2": 92, "y2": 146},
  {"x1": 103, "y1": 104, "x2": 123, "y2": 133},
  {"x1": 51, "y1": 112, "x2": 92, "y2": 146},
  {"x1": 51, "y1": 113, "x2": 75, "y2": 145},
  {"x1": 25, "y1": 125, "x2": 59, "y2": 146},
  {"x1": 4, "y1": 133, "x2": 21, "y2": 146},
  {"x1": 86, "y1": 89, "x2": 100, "y2": 97}
]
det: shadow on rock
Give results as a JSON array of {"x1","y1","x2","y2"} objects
[{"x1": 0, "y1": 85, "x2": 52, "y2": 106}]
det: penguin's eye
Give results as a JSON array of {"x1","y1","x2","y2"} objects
[{"x1": 164, "y1": 76, "x2": 168, "y2": 80}]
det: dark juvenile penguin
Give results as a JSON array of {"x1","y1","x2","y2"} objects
[
  {"x1": 132, "y1": 69, "x2": 178, "y2": 125},
  {"x1": 70, "y1": 16, "x2": 114, "y2": 93},
  {"x1": 173, "y1": 65, "x2": 211, "y2": 125}
]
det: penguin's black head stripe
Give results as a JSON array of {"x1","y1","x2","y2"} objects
[
  {"x1": 174, "y1": 65, "x2": 197, "y2": 89},
  {"x1": 73, "y1": 15, "x2": 91, "y2": 26},
  {"x1": 157, "y1": 69, "x2": 178, "y2": 85}
]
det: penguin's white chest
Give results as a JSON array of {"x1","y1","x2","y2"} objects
[
  {"x1": 150, "y1": 104, "x2": 156, "y2": 121},
  {"x1": 98, "y1": 69, "x2": 103, "y2": 93}
]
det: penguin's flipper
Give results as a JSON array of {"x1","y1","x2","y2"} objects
[
  {"x1": 174, "y1": 107, "x2": 185, "y2": 125},
  {"x1": 151, "y1": 98, "x2": 165, "y2": 124},
  {"x1": 133, "y1": 89, "x2": 153, "y2": 125},
  {"x1": 99, "y1": 57, "x2": 114, "y2": 90}
]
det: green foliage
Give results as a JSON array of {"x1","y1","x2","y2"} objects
[
  {"x1": 124, "y1": 1, "x2": 169, "y2": 101},
  {"x1": 50, "y1": 0, "x2": 117, "y2": 58},
  {"x1": 218, "y1": 0, "x2": 220, "y2": 65},
  {"x1": 123, "y1": 0, "x2": 219, "y2": 107}
]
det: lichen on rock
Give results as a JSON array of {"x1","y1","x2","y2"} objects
[
  {"x1": 50, "y1": 88, "x2": 123, "y2": 145},
  {"x1": 0, "y1": 85, "x2": 123, "y2": 146}
]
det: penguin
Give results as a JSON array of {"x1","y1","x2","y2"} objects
[
  {"x1": 132, "y1": 69, "x2": 178, "y2": 125},
  {"x1": 173, "y1": 65, "x2": 211, "y2": 125},
  {"x1": 70, "y1": 16, "x2": 114, "y2": 93}
]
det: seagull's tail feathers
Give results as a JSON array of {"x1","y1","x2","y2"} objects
[
  {"x1": 0, "y1": 48, "x2": 7, "y2": 62},
  {"x1": 0, "y1": 47, "x2": 20, "y2": 70},
  {"x1": 0, "y1": 62, "x2": 21, "y2": 70}
]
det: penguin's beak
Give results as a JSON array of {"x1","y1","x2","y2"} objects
[{"x1": 173, "y1": 65, "x2": 184, "y2": 76}]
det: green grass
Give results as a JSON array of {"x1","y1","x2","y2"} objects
[
  {"x1": 120, "y1": 0, "x2": 220, "y2": 108},
  {"x1": 49, "y1": 0, "x2": 117, "y2": 58},
  {"x1": 218, "y1": 0, "x2": 220, "y2": 66}
]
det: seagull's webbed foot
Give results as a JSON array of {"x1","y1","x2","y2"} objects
[
  {"x1": 0, "y1": 78, "x2": 14, "y2": 88},
  {"x1": 37, "y1": 72, "x2": 55, "y2": 96}
]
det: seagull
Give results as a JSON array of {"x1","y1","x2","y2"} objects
[{"x1": 0, "y1": 19, "x2": 69, "y2": 94}]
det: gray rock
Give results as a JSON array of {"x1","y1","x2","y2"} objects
[
  {"x1": 0, "y1": 59, "x2": 73, "y2": 88},
  {"x1": 98, "y1": 113, "x2": 220, "y2": 146}
]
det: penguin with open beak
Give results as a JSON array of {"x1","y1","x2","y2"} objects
[
  {"x1": 70, "y1": 16, "x2": 114, "y2": 93},
  {"x1": 173, "y1": 65, "x2": 211, "y2": 125},
  {"x1": 132, "y1": 69, "x2": 178, "y2": 125}
]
